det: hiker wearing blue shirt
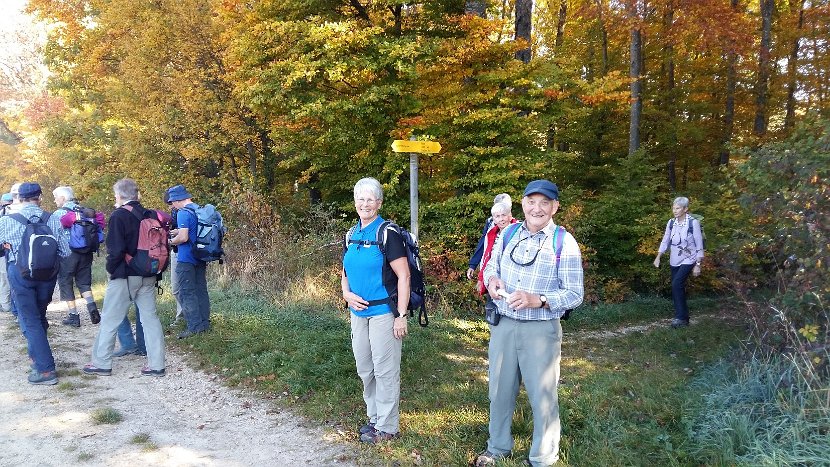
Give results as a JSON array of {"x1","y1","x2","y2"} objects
[
  {"x1": 167, "y1": 184, "x2": 210, "y2": 339},
  {"x1": 476, "y1": 180, "x2": 584, "y2": 467},
  {"x1": 0, "y1": 182, "x2": 71, "y2": 385},
  {"x1": 654, "y1": 196, "x2": 705, "y2": 329},
  {"x1": 341, "y1": 177, "x2": 410, "y2": 444},
  {"x1": 466, "y1": 193, "x2": 512, "y2": 280}
]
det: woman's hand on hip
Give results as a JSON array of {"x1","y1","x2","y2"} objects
[{"x1": 343, "y1": 291, "x2": 368, "y2": 311}]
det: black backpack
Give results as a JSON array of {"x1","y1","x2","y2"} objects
[
  {"x1": 11, "y1": 212, "x2": 61, "y2": 281},
  {"x1": 344, "y1": 221, "x2": 428, "y2": 327}
]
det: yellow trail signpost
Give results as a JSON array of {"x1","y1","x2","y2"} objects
[
  {"x1": 391, "y1": 139, "x2": 441, "y2": 239},
  {"x1": 391, "y1": 140, "x2": 441, "y2": 154}
]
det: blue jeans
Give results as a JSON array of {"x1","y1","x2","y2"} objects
[
  {"x1": 176, "y1": 261, "x2": 210, "y2": 333},
  {"x1": 117, "y1": 306, "x2": 146, "y2": 354},
  {"x1": 670, "y1": 264, "x2": 694, "y2": 322},
  {"x1": 6, "y1": 258, "x2": 19, "y2": 317},
  {"x1": 9, "y1": 264, "x2": 57, "y2": 373}
]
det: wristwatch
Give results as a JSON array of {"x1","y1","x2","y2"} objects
[{"x1": 539, "y1": 294, "x2": 548, "y2": 308}]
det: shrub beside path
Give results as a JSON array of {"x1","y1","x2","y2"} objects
[{"x1": 0, "y1": 303, "x2": 356, "y2": 466}]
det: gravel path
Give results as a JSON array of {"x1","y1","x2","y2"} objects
[{"x1": 0, "y1": 303, "x2": 357, "y2": 466}]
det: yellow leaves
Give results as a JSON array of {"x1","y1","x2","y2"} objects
[{"x1": 799, "y1": 324, "x2": 819, "y2": 343}]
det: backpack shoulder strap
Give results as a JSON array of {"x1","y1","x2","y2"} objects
[
  {"x1": 552, "y1": 225, "x2": 566, "y2": 261},
  {"x1": 500, "y1": 223, "x2": 522, "y2": 254},
  {"x1": 344, "y1": 223, "x2": 358, "y2": 255},
  {"x1": 376, "y1": 221, "x2": 394, "y2": 258},
  {"x1": 10, "y1": 213, "x2": 28, "y2": 226},
  {"x1": 120, "y1": 204, "x2": 146, "y2": 222},
  {"x1": 688, "y1": 218, "x2": 695, "y2": 235}
]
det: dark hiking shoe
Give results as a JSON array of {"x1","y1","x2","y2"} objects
[
  {"x1": 141, "y1": 366, "x2": 165, "y2": 377},
  {"x1": 474, "y1": 450, "x2": 511, "y2": 467},
  {"x1": 359, "y1": 422, "x2": 376, "y2": 435},
  {"x1": 82, "y1": 364, "x2": 112, "y2": 376},
  {"x1": 87, "y1": 302, "x2": 100, "y2": 324},
  {"x1": 671, "y1": 319, "x2": 690, "y2": 329},
  {"x1": 113, "y1": 347, "x2": 139, "y2": 357},
  {"x1": 28, "y1": 370, "x2": 58, "y2": 385},
  {"x1": 359, "y1": 429, "x2": 399, "y2": 444},
  {"x1": 62, "y1": 313, "x2": 80, "y2": 327}
]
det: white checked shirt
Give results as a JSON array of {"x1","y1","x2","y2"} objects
[
  {"x1": 0, "y1": 204, "x2": 71, "y2": 263},
  {"x1": 483, "y1": 220, "x2": 584, "y2": 320}
]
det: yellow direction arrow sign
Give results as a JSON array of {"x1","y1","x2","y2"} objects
[{"x1": 391, "y1": 140, "x2": 441, "y2": 154}]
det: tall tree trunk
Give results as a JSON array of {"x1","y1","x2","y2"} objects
[
  {"x1": 662, "y1": 1, "x2": 676, "y2": 187},
  {"x1": 753, "y1": 0, "x2": 774, "y2": 136},
  {"x1": 555, "y1": 0, "x2": 567, "y2": 49},
  {"x1": 784, "y1": 0, "x2": 806, "y2": 130},
  {"x1": 465, "y1": 0, "x2": 488, "y2": 17},
  {"x1": 627, "y1": 0, "x2": 643, "y2": 156},
  {"x1": 596, "y1": 0, "x2": 609, "y2": 75},
  {"x1": 515, "y1": 0, "x2": 532, "y2": 63},
  {"x1": 719, "y1": 0, "x2": 739, "y2": 166}
]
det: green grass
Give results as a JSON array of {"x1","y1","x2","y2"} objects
[
  {"x1": 161, "y1": 283, "x2": 743, "y2": 466},
  {"x1": 90, "y1": 407, "x2": 123, "y2": 425}
]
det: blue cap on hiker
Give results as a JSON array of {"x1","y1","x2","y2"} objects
[
  {"x1": 18, "y1": 182, "x2": 42, "y2": 199},
  {"x1": 166, "y1": 184, "x2": 192, "y2": 202},
  {"x1": 523, "y1": 180, "x2": 559, "y2": 201},
  {"x1": 1, "y1": 193, "x2": 12, "y2": 203}
]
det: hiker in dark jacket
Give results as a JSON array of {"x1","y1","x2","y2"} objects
[{"x1": 83, "y1": 178, "x2": 165, "y2": 377}]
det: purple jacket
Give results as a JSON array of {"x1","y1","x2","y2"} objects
[{"x1": 657, "y1": 215, "x2": 704, "y2": 267}]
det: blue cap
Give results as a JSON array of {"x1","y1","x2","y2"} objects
[
  {"x1": 1, "y1": 193, "x2": 12, "y2": 203},
  {"x1": 166, "y1": 184, "x2": 193, "y2": 202},
  {"x1": 18, "y1": 182, "x2": 43, "y2": 199},
  {"x1": 523, "y1": 180, "x2": 559, "y2": 200}
]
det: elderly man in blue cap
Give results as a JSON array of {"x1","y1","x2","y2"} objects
[
  {"x1": 167, "y1": 184, "x2": 211, "y2": 339},
  {"x1": 0, "y1": 182, "x2": 70, "y2": 385},
  {"x1": 475, "y1": 180, "x2": 584, "y2": 467}
]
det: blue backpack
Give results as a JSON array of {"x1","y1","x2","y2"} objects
[
  {"x1": 66, "y1": 206, "x2": 104, "y2": 254},
  {"x1": 181, "y1": 204, "x2": 226, "y2": 263},
  {"x1": 344, "y1": 221, "x2": 428, "y2": 327}
]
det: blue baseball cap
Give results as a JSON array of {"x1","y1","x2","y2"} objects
[
  {"x1": 18, "y1": 182, "x2": 43, "y2": 199},
  {"x1": 523, "y1": 180, "x2": 559, "y2": 200},
  {"x1": 1, "y1": 193, "x2": 12, "y2": 203}
]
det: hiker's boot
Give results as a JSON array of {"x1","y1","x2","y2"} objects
[
  {"x1": 62, "y1": 313, "x2": 80, "y2": 328},
  {"x1": 87, "y1": 302, "x2": 100, "y2": 325}
]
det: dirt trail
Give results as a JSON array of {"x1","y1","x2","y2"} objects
[{"x1": 0, "y1": 303, "x2": 357, "y2": 467}]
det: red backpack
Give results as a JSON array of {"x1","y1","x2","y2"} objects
[{"x1": 121, "y1": 205, "x2": 171, "y2": 276}]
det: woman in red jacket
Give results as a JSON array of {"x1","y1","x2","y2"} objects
[{"x1": 477, "y1": 202, "x2": 517, "y2": 322}]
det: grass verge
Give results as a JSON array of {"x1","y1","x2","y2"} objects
[{"x1": 160, "y1": 284, "x2": 742, "y2": 466}]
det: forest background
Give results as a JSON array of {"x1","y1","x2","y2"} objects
[{"x1": 0, "y1": 0, "x2": 828, "y2": 463}]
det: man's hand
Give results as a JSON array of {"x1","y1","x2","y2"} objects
[
  {"x1": 466, "y1": 268, "x2": 475, "y2": 280},
  {"x1": 486, "y1": 277, "x2": 505, "y2": 300},
  {"x1": 653, "y1": 256, "x2": 661, "y2": 268},
  {"x1": 507, "y1": 290, "x2": 542, "y2": 311}
]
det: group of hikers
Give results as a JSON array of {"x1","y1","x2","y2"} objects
[
  {"x1": 342, "y1": 177, "x2": 703, "y2": 466},
  {"x1": 0, "y1": 179, "x2": 216, "y2": 386},
  {"x1": 1, "y1": 174, "x2": 703, "y2": 466}
]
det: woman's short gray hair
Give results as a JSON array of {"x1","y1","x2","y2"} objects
[
  {"x1": 494, "y1": 193, "x2": 512, "y2": 208},
  {"x1": 353, "y1": 177, "x2": 383, "y2": 201},
  {"x1": 673, "y1": 197, "x2": 690, "y2": 209},
  {"x1": 491, "y1": 201, "x2": 510, "y2": 216},
  {"x1": 52, "y1": 186, "x2": 75, "y2": 201},
  {"x1": 113, "y1": 178, "x2": 139, "y2": 201}
]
